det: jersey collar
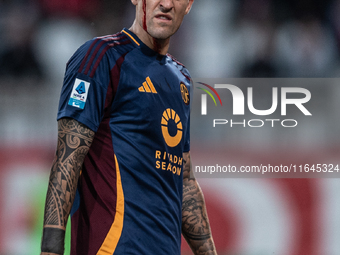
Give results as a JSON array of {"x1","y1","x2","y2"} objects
[
  {"x1": 122, "y1": 28, "x2": 167, "y2": 64},
  {"x1": 122, "y1": 28, "x2": 141, "y2": 46}
]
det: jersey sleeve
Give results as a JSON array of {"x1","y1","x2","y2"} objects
[
  {"x1": 57, "y1": 39, "x2": 113, "y2": 132},
  {"x1": 183, "y1": 114, "x2": 190, "y2": 152},
  {"x1": 183, "y1": 70, "x2": 192, "y2": 153}
]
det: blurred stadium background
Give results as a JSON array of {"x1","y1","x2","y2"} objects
[{"x1": 1, "y1": 0, "x2": 340, "y2": 254}]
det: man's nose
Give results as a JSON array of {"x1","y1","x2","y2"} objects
[{"x1": 159, "y1": 0, "x2": 174, "y2": 11}]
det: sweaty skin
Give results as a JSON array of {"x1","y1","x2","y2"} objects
[{"x1": 130, "y1": 0, "x2": 194, "y2": 54}]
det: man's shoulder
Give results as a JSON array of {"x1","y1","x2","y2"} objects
[
  {"x1": 166, "y1": 53, "x2": 191, "y2": 82},
  {"x1": 166, "y1": 53, "x2": 185, "y2": 67},
  {"x1": 66, "y1": 31, "x2": 135, "y2": 77},
  {"x1": 82, "y1": 31, "x2": 135, "y2": 54}
]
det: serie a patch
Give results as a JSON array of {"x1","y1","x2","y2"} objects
[{"x1": 68, "y1": 78, "x2": 90, "y2": 109}]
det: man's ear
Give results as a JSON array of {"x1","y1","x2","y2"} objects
[
  {"x1": 131, "y1": 0, "x2": 138, "y2": 6},
  {"x1": 185, "y1": 0, "x2": 194, "y2": 15}
]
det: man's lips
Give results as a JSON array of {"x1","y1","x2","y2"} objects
[{"x1": 155, "y1": 14, "x2": 172, "y2": 21}]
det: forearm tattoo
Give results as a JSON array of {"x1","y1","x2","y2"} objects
[
  {"x1": 182, "y1": 152, "x2": 217, "y2": 255},
  {"x1": 41, "y1": 118, "x2": 94, "y2": 254}
]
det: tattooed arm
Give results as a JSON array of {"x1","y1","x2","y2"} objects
[
  {"x1": 182, "y1": 152, "x2": 217, "y2": 255},
  {"x1": 41, "y1": 118, "x2": 95, "y2": 255}
]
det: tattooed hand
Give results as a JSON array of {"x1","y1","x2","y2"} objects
[
  {"x1": 182, "y1": 152, "x2": 217, "y2": 255},
  {"x1": 41, "y1": 118, "x2": 95, "y2": 255}
]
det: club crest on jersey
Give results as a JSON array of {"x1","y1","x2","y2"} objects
[
  {"x1": 68, "y1": 78, "x2": 90, "y2": 109},
  {"x1": 180, "y1": 82, "x2": 190, "y2": 105}
]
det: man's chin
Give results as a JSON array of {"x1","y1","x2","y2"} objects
[{"x1": 148, "y1": 27, "x2": 174, "y2": 40}]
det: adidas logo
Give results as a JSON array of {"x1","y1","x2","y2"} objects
[{"x1": 138, "y1": 76, "x2": 157, "y2": 94}]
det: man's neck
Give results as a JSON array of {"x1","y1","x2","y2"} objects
[{"x1": 129, "y1": 21, "x2": 170, "y2": 55}]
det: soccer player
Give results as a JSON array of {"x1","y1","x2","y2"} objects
[{"x1": 41, "y1": 0, "x2": 217, "y2": 254}]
